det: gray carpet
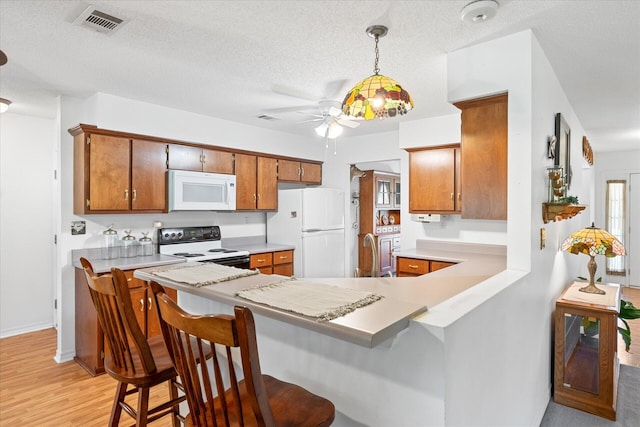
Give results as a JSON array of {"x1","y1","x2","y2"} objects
[{"x1": 540, "y1": 364, "x2": 640, "y2": 427}]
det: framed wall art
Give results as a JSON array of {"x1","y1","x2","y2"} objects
[{"x1": 554, "y1": 113, "x2": 571, "y2": 189}]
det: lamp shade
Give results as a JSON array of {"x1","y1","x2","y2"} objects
[
  {"x1": 561, "y1": 223, "x2": 625, "y2": 257},
  {"x1": 341, "y1": 74, "x2": 414, "y2": 120},
  {"x1": 561, "y1": 223, "x2": 625, "y2": 294}
]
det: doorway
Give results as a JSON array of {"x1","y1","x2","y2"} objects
[
  {"x1": 630, "y1": 173, "x2": 639, "y2": 287},
  {"x1": 350, "y1": 160, "x2": 401, "y2": 277}
]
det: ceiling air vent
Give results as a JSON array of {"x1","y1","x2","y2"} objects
[{"x1": 73, "y1": 6, "x2": 129, "y2": 35}]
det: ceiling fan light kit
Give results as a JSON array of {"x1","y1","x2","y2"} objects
[
  {"x1": 342, "y1": 25, "x2": 414, "y2": 120},
  {"x1": 0, "y1": 98, "x2": 11, "y2": 113}
]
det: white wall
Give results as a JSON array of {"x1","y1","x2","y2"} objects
[
  {"x1": 433, "y1": 30, "x2": 593, "y2": 426},
  {"x1": 0, "y1": 113, "x2": 55, "y2": 337}
]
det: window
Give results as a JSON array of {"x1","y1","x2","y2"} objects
[{"x1": 605, "y1": 180, "x2": 626, "y2": 275}]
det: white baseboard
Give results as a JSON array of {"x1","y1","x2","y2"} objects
[{"x1": 0, "y1": 322, "x2": 53, "y2": 339}]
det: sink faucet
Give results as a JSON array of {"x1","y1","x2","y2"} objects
[{"x1": 363, "y1": 233, "x2": 378, "y2": 277}]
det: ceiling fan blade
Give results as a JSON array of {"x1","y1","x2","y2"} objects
[
  {"x1": 272, "y1": 84, "x2": 319, "y2": 101},
  {"x1": 323, "y1": 79, "x2": 350, "y2": 99},
  {"x1": 262, "y1": 105, "x2": 317, "y2": 114},
  {"x1": 337, "y1": 118, "x2": 360, "y2": 128},
  {"x1": 328, "y1": 106, "x2": 343, "y2": 117},
  {"x1": 298, "y1": 117, "x2": 325, "y2": 123}
]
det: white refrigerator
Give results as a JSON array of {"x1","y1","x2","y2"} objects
[{"x1": 267, "y1": 188, "x2": 345, "y2": 278}]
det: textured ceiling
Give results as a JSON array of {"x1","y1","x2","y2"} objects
[{"x1": 0, "y1": 1, "x2": 638, "y2": 152}]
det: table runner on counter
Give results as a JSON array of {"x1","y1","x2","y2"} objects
[
  {"x1": 149, "y1": 263, "x2": 259, "y2": 287},
  {"x1": 237, "y1": 279, "x2": 383, "y2": 321}
]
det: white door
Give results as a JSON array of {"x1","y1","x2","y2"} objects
[
  {"x1": 301, "y1": 229, "x2": 346, "y2": 278},
  {"x1": 301, "y1": 189, "x2": 344, "y2": 231},
  {"x1": 630, "y1": 173, "x2": 640, "y2": 287}
]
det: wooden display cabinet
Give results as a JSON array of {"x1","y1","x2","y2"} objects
[{"x1": 554, "y1": 282, "x2": 621, "y2": 420}]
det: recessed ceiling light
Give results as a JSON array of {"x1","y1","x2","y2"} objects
[{"x1": 461, "y1": 0, "x2": 499, "y2": 24}]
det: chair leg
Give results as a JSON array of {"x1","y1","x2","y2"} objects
[
  {"x1": 137, "y1": 386, "x2": 150, "y2": 426},
  {"x1": 168, "y1": 379, "x2": 181, "y2": 427},
  {"x1": 109, "y1": 382, "x2": 127, "y2": 427}
]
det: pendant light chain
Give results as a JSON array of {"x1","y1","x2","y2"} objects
[{"x1": 373, "y1": 35, "x2": 380, "y2": 75}]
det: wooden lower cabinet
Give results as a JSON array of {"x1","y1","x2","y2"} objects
[
  {"x1": 74, "y1": 267, "x2": 177, "y2": 376},
  {"x1": 396, "y1": 257, "x2": 456, "y2": 277},
  {"x1": 250, "y1": 250, "x2": 294, "y2": 276}
]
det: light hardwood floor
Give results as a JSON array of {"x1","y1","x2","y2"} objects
[{"x1": 1, "y1": 287, "x2": 639, "y2": 425}]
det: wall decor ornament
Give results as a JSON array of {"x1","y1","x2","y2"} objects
[
  {"x1": 555, "y1": 113, "x2": 571, "y2": 189},
  {"x1": 582, "y1": 136, "x2": 594, "y2": 165}
]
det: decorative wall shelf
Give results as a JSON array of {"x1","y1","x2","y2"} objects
[{"x1": 542, "y1": 203, "x2": 586, "y2": 224}]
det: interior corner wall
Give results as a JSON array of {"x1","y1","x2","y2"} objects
[
  {"x1": 436, "y1": 29, "x2": 596, "y2": 426},
  {"x1": 0, "y1": 112, "x2": 56, "y2": 338}
]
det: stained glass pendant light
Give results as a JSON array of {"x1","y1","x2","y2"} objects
[{"x1": 342, "y1": 25, "x2": 414, "y2": 120}]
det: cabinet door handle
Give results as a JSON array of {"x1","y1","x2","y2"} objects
[
  {"x1": 458, "y1": 193, "x2": 461, "y2": 201},
  {"x1": 124, "y1": 189, "x2": 129, "y2": 200},
  {"x1": 253, "y1": 194, "x2": 257, "y2": 201},
  {"x1": 279, "y1": 256, "x2": 287, "y2": 260},
  {"x1": 257, "y1": 259, "x2": 266, "y2": 263},
  {"x1": 300, "y1": 167, "x2": 304, "y2": 176},
  {"x1": 139, "y1": 299, "x2": 145, "y2": 312},
  {"x1": 409, "y1": 264, "x2": 419, "y2": 269},
  {"x1": 450, "y1": 193, "x2": 454, "y2": 200},
  {"x1": 132, "y1": 189, "x2": 137, "y2": 201},
  {"x1": 148, "y1": 297, "x2": 153, "y2": 311}
]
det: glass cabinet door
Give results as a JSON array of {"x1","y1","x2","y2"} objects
[
  {"x1": 376, "y1": 178, "x2": 392, "y2": 207},
  {"x1": 393, "y1": 179, "x2": 401, "y2": 208},
  {"x1": 562, "y1": 313, "x2": 600, "y2": 394}
]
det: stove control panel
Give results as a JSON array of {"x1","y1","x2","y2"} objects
[{"x1": 157, "y1": 225, "x2": 221, "y2": 244}]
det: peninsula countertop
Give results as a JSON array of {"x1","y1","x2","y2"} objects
[{"x1": 134, "y1": 240, "x2": 506, "y2": 349}]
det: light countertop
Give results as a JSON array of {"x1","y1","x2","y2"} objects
[
  {"x1": 134, "y1": 240, "x2": 506, "y2": 348},
  {"x1": 71, "y1": 248, "x2": 184, "y2": 274}
]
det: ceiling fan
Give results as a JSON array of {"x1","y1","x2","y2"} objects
[{"x1": 268, "y1": 80, "x2": 360, "y2": 138}]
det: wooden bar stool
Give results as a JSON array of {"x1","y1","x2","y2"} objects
[
  {"x1": 150, "y1": 281, "x2": 335, "y2": 427},
  {"x1": 80, "y1": 258, "x2": 184, "y2": 426}
]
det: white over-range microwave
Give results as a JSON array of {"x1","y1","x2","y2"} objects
[{"x1": 168, "y1": 170, "x2": 236, "y2": 211}]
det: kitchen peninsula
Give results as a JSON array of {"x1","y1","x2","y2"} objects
[{"x1": 134, "y1": 240, "x2": 506, "y2": 426}]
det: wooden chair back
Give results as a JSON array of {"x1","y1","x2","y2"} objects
[
  {"x1": 150, "y1": 281, "x2": 275, "y2": 427},
  {"x1": 81, "y1": 260, "x2": 157, "y2": 375}
]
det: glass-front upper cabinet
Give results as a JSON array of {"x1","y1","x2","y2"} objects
[
  {"x1": 393, "y1": 178, "x2": 401, "y2": 208},
  {"x1": 375, "y1": 176, "x2": 392, "y2": 207}
]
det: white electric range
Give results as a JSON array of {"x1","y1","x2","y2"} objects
[{"x1": 157, "y1": 225, "x2": 250, "y2": 269}]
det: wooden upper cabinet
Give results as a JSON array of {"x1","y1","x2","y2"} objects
[
  {"x1": 454, "y1": 93, "x2": 508, "y2": 220},
  {"x1": 131, "y1": 139, "x2": 167, "y2": 211},
  {"x1": 87, "y1": 134, "x2": 131, "y2": 212},
  {"x1": 235, "y1": 154, "x2": 277, "y2": 210},
  {"x1": 167, "y1": 144, "x2": 234, "y2": 174},
  {"x1": 71, "y1": 125, "x2": 168, "y2": 214},
  {"x1": 278, "y1": 159, "x2": 322, "y2": 184},
  {"x1": 256, "y1": 157, "x2": 278, "y2": 210},
  {"x1": 408, "y1": 145, "x2": 461, "y2": 213}
]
